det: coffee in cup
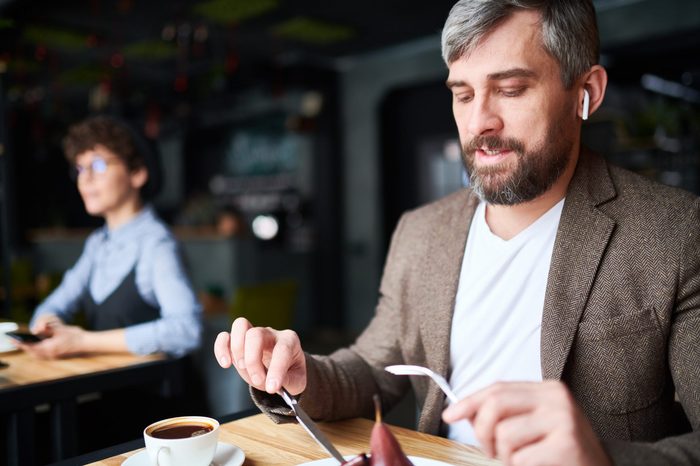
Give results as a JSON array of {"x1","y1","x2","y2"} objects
[
  {"x1": 150, "y1": 421, "x2": 213, "y2": 439},
  {"x1": 144, "y1": 416, "x2": 219, "y2": 466}
]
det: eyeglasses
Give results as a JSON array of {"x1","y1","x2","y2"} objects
[{"x1": 70, "y1": 155, "x2": 118, "y2": 181}]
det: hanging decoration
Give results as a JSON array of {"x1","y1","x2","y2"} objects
[
  {"x1": 145, "y1": 102, "x2": 161, "y2": 139},
  {"x1": 89, "y1": 80, "x2": 111, "y2": 111}
]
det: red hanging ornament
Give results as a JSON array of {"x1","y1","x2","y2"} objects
[
  {"x1": 225, "y1": 52, "x2": 239, "y2": 75},
  {"x1": 145, "y1": 103, "x2": 161, "y2": 139},
  {"x1": 174, "y1": 75, "x2": 188, "y2": 93}
]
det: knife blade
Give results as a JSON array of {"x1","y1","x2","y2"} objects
[{"x1": 279, "y1": 388, "x2": 346, "y2": 464}]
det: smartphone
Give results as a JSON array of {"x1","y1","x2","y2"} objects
[{"x1": 5, "y1": 330, "x2": 44, "y2": 344}]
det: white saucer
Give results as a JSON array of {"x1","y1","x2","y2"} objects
[
  {"x1": 297, "y1": 455, "x2": 453, "y2": 465},
  {"x1": 122, "y1": 442, "x2": 244, "y2": 466},
  {"x1": 0, "y1": 322, "x2": 20, "y2": 353},
  {"x1": 0, "y1": 342, "x2": 19, "y2": 354}
]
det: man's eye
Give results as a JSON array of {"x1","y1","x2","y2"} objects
[
  {"x1": 500, "y1": 87, "x2": 526, "y2": 97},
  {"x1": 455, "y1": 94, "x2": 473, "y2": 103}
]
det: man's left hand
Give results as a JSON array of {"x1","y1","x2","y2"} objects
[{"x1": 442, "y1": 381, "x2": 612, "y2": 466}]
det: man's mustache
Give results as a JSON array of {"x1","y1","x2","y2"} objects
[{"x1": 463, "y1": 135, "x2": 525, "y2": 155}]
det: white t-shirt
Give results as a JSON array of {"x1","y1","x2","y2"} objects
[{"x1": 447, "y1": 199, "x2": 564, "y2": 445}]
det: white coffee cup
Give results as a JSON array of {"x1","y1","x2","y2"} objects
[{"x1": 144, "y1": 416, "x2": 219, "y2": 466}]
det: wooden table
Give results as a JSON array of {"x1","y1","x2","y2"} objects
[
  {"x1": 89, "y1": 413, "x2": 502, "y2": 465},
  {"x1": 0, "y1": 350, "x2": 184, "y2": 466}
]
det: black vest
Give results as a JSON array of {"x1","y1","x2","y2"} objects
[{"x1": 83, "y1": 268, "x2": 160, "y2": 331}]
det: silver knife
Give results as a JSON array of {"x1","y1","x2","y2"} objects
[{"x1": 279, "y1": 388, "x2": 346, "y2": 463}]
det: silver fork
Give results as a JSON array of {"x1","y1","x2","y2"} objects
[{"x1": 385, "y1": 364, "x2": 459, "y2": 403}]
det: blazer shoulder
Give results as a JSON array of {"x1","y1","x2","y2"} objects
[
  {"x1": 401, "y1": 189, "x2": 475, "y2": 227},
  {"x1": 382, "y1": 189, "x2": 475, "y2": 262},
  {"x1": 601, "y1": 164, "x2": 700, "y2": 245},
  {"x1": 606, "y1": 164, "x2": 700, "y2": 218}
]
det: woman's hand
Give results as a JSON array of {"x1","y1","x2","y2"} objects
[
  {"x1": 18, "y1": 325, "x2": 88, "y2": 359},
  {"x1": 29, "y1": 313, "x2": 65, "y2": 337}
]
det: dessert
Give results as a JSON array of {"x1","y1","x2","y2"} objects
[{"x1": 342, "y1": 395, "x2": 413, "y2": 466}]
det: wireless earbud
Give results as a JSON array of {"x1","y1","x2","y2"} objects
[{"x1": 582, "y1": 89, "x2": 590, "y2": 120}]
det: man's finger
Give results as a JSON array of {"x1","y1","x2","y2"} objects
[
  {"x1": 443, "y1": 382, "x2": 536, "y2": 424},
  {"x1": 442, "y1": 397, "x2": 479, "y2": 424},
  {"x1": 507, "y1": 434, "x2": 564, "y2": 466},
  {"x1": 471, "y1": 385, "x2": 538, "y2": 455},
  {"x1": 265, "y1": 329, "x2": 302, "y2": 394},
  {"x1": 230, "y1": 317, "x2": 252, "y2": 370},
  {"x1": 243, "y1": 327, "x2": 278, "y2": 390},
  {"x1": 493, "y1": 413, "x2": 547, "y2": 464},
  {"x1": 213, "y1": 332, "x2": 232, "y2": 368}
]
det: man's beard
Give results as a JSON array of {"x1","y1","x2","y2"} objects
[{"x1": 461, "y1": 123, "x2": 573, "y2": 205}]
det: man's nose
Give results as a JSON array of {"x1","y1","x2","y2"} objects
[{"x1": 466, "y1": 95, "x2": 502, "y2": 136}]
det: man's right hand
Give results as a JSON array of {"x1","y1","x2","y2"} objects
[{"x1": 214, "y1": 317, "x2": 307, "y2": 395}]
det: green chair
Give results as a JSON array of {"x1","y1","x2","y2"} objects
[{"x1": 229, "y1": 280, "x2": 298, "y2": 329}]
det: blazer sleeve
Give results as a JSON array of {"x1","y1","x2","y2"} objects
[
  {"x1": 604, "y1": 197, "x2": 700, "y2": 465},
  {"x1": 252, "y1": 213, "x2": 414, "y2": 422}
]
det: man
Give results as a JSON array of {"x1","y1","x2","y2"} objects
[{"x1": 215, "y1": 1, "x2": 700, "y2": 464}]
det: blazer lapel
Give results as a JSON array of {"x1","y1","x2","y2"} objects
[
  {"x1": 418, "y1": 190, "x2": 478, "y2": 433},
  {"x1": 541, "y1": 150, "x2": 617, "y2": 380}
]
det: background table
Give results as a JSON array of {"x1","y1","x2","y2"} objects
[
  {"x1": 89, "y1": 413, "x2": 502, "y2": 465},
  {"x1": 0, "y1": 350, "x2": 184, "y2": 466}
]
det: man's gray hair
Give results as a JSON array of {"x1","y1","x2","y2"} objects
[{"x1": 441, "y1": 0, "x2": 599, "y2": 88}]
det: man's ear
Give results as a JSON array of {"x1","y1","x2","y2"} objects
[
  {"x1": 579, "y1": 65, "x2": 608, "y2": 120},
  {"x1": 130, "y1": 166, "x2": 149, "y2": 190}
]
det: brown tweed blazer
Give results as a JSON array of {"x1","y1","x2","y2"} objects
[{"x1": 257, "y1": 149, "x2": 700, "y2": 464}]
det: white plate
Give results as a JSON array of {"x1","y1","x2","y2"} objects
[
  {"x1": 122, "y1": 442, "x2": 245, "y2": 466},
  {"x1": 297, "y1": 455, "x2": 453, "y2": 466}
]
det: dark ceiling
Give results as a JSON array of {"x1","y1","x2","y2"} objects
[
  {"x1": 1, "y1": 0, "x2": 700, "y2": 112},
  {"x1": 0, "y1": 0, "x2": 457, "y2": 105}
]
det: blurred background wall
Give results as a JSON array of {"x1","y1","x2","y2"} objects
[{"x1": 1, "y1": 0, "x2": 699, "y2": 420}]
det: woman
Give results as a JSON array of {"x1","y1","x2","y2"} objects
[{"x1": 20, "y1": 115, "x2": 202, "y2": 359}]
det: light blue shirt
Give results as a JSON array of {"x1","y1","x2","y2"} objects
[{"x1": 32, "y1": 206, "x2": 202, "y2": 357}]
